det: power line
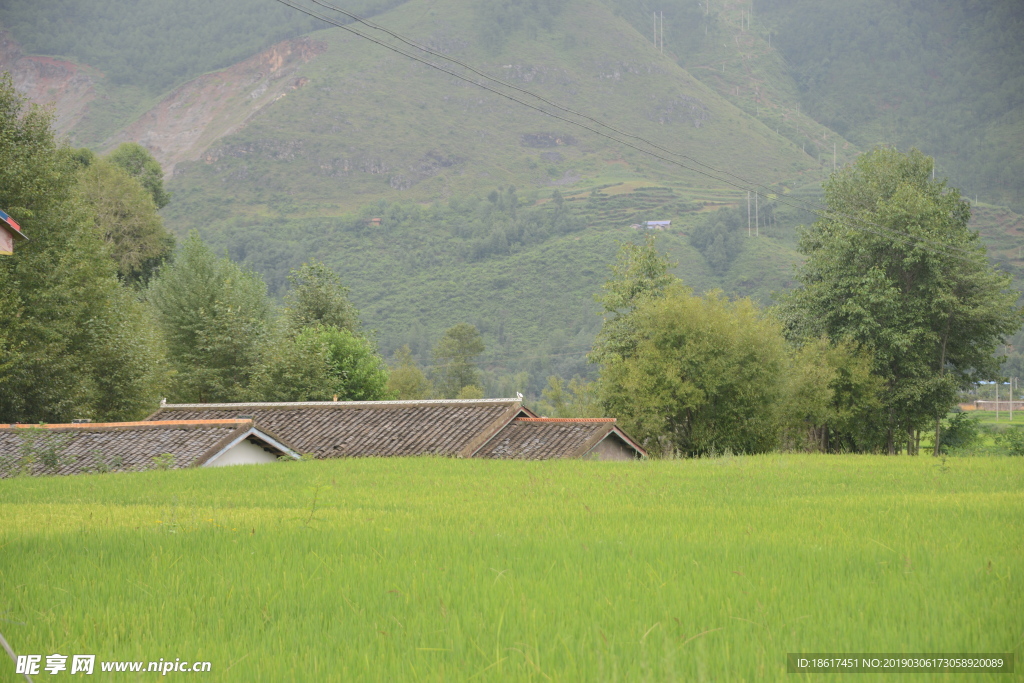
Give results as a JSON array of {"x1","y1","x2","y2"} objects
[
  {"x1": 271, "y1": 0, "x2": 983, "y2": 263},
  {"x1": 304, "y1": 0, "x2": 791, "y2": 201}
]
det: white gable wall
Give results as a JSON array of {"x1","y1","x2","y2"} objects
[{"x1": 204, "y1": 438, "x2": 280, "y2": 467}]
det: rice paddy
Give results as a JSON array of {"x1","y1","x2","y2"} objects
[{"x1": 0, "y1": 455, "x2": 1021, "y2": 681}]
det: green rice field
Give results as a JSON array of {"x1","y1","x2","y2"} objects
[{"x1": 0, "y1": 455, "x2": 1021, "y2": 681}]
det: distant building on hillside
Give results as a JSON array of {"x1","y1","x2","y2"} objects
[{"x1": 632, "y1": 220, "x2": 670, "y2": 231}]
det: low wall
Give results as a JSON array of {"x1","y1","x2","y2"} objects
[{"x1": 970, "y1": 401, "x2": 1024, "y2": 411}]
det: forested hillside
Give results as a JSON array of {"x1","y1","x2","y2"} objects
[
  {"x1": 0, "y1": 0, "x2": 334, "y2": 92},
  {"x1": 760, "y1": 0, "x2": 1024, "y2": 211},
  {"x1": 2, "y1": 0, "x2": 1021, "y2": 392}
]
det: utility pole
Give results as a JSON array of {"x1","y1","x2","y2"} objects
[
  {"x1": 660, "y1": 11, "x2": 664, "y2": 53},
  {"x1": 755, "y1": 192, "x2": 759, "y2": 237},
  {"x1": 653, "y1": 12, "x2": 657, "y2": 47},
  {"x1": 1010, "y1": 379, "x2": 1014, "y2": 422},
  {"x1": 833, "y1": 142, "x2": 836, "y2": 171},
  {"x1": 747, "y1": 191, "x2": 751, "y2": 237},
  {"x1": 996, "y1": 381, "x2": 1000, "y2": 421}
]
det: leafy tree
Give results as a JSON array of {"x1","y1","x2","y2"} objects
[
  {"x1": 249, "y1": 325, "x2": 390, "y2": 402},
  {"x1": 537, "y1": 375, "x2": 600, "y2": 418},
  {"x1": 590, "y1": 235, "x2": 674, "y2": 365},
  {"x1": 386, "y1": 345, "x2": 432, "y2": 400},
  {"x1": 689, "y1": 207, "x2": 746, "y2": 274},
  {"x1": 284, "y1": 259, "x2": 360, "y2": 333},
  {"x1": 246, "y1": 328, "x2": 337, "y2": 403},
  {"x1": 455, "y1": 384, "x2": 485, "y2": 399},
  {"x1": 781, "y1": 148, "x2": 1022, "y2": 454},
  {"x1": 106, "y1": 142, "x2": 171, "y2": 209},
  {"x1": 0, "y1": 72, "x2": 164, "y2": 422},
  {"x1": 78, "y1": 158, "x2": 174, "y2": 284},
  {"x1": 147, "y1": 232, "x2": 273, "y2": 402},
  {"x1": 938, "y1": 412, "x2": 980, "y2": 453},
  {"x1": 780, "y1": 338, "x2": 883, "y2": 452},
  {"x1": 599, "y1": 285, "x2": 789, "y2": 456},
  {"x1": 313, "y1": 326, "x2": 390, "y2": 401},
  {"x1": 433, "y1": 323, "x2": 485, "y2": 398}
]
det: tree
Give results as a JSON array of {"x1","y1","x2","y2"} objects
[
  {"x1": 598, "y1": 285, "x2": 789, "y2": 456},
  {"x1": 314, "y1": 326, "x2": 390, "y2": 401},
  {"x1": 590, "y1": 235, "x2": 675, "y2": 366},
  {"x1": 433, "y1": 323, "x2": 485, "y2": 398},
  {"x1": 147, "y1": 232, "x2": 273, "y2": 402},
  {"x1": 386, "y1": 345, "x2": 432, "y2": 399},
  {"x1": 0, "y1": 72, "x2": 164, "y2": 423},
  {"x1": 284, "y1": 259, "x2": 360, "y2": 333},
  {"x1": 536, "y1": 375, "x2": 600, "y2": 418},
  {"x1": 78, "y1": 158, "x2": 174, "y2": 285},
  {"x1": 106, "y1": 142, "x2": 171, "y2": 209},
  {"x1": 780, "y1": 338, "x2": 883, "y2": 452},
  {"x1": 249, "y1": 325, "x2": 391, "y2": 402},
  {"x1": 781, "y1": 148, "x2": 1022, "y2": 454}
]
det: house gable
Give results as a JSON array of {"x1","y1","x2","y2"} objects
[{"x1": 473, "y1": 418, "x2": 646, "y2": 460}]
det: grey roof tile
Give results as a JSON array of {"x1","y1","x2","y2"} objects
[
  {"x1": 0, "y1": 420, "x2": 287, "y2": 477},
  {"x1": 146, "y1": 400, "x2": 527, "y2": 458}
]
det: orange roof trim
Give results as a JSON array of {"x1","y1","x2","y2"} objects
[{"x1": 2, "y1": 419, "x2": 253, "y2": 430}]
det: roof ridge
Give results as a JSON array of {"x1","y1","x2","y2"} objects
[
  {"x1": 156, "y1": 399, "x2": 523, "y2": 409},
  {"x1": 514, "y1": 417, "x2": 616, "y2": 423}
]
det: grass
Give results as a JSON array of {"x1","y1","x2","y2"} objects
[{"x1": 0, "y1": 454, "x2": 1021, "y2": 681}]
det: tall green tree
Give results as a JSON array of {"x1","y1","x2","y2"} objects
[
  {"x1": 386, "y1": 345, "x2": 432, "y2": 400},
  {"x1": 433, "y1": 323, "x2": 485, "y2": 398},
  {"x1": 537, "y1": 375, "x2": 600, "y2": 418},
  {"x1": 590, "y1": 235, "x2": 675, "y2": 366},
  {"x1": 78, "y1": 158, "x2": 174, "y2": 285},
  {"x1": 147, "y1": 232, "x2": 273, "y2": 402},
  {"x1": 284, "y1": 259, "x2": 360, "y2": 333},
  {"x1": 598, "y1": 284, "x2": 789, "y2": 456},
  {"x1": 780, "y1": 338, "x2": 882, "y2": 452},
  {"x1": 0, "y1": 72, "x2": 164, "y2": 422},
  {"x1": 106, "y1": 142, "x2": 171, "y2": 209},
  {"x1": 249, "y1": 325, "x2": 391, "y2": 402},
  {"x1": 781, "y1": 148, "x2": 1022, "y2": 454}
]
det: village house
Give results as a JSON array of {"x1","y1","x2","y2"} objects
[
  {"x1": 0, "y1": 208, "x2": 27, "y2": 255},
  {"x1": 0, "y1": 419, "x2": 299, "y2": 478},
  {"x1": 1, "y1": 400, "x2": 647, "y2": 478},
  {"x1": 147, "y1": 398, "x2": 647, "y2": 460}
]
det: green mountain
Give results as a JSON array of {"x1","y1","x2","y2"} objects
[
  {"x1": 757, "y1": 0, "x2": 1024, "y2": 212},
  {"x1": 152, "y1": 0, "x2": 827, "y2": 386},
  {"x1": 2, "y1": 0, "x2": 1021, "y2": 394}
]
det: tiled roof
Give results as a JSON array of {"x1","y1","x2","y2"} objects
[
  {"x1": 0, "y1": 420, "x2": 295, "y2": 478},
  {"x1": 474, "y1": 418, "x2": 646, "y2": 460},
  {"x1": 145, "y1": 400, "x2": 531, "y2": 458}
]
